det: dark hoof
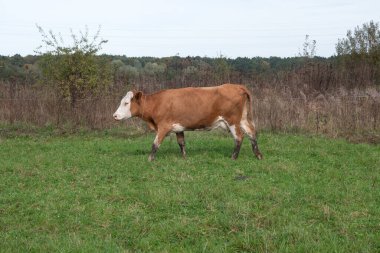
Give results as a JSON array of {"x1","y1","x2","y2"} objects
[{"x1": 256, "y1": 153, "x2": 263, "y2": 160}]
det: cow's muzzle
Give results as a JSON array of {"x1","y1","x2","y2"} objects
[{"x1": 113, "y1": 113, "x2": 120, "y2": 121}]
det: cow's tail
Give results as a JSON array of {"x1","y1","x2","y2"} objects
[
  {"x1": 241, "y1": 86, "x2": 263, "y2": 159},
  {"x1": 242, "y1": 86, "x2": 254, "y2": 125}
]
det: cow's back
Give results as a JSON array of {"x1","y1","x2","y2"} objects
[{"x1": 150, "y1": 84, "x2": 248, "y2": 129}]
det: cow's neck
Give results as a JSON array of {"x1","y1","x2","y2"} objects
[{"x1": 137, "y1": 95, "x2": 154, "y2": 121}]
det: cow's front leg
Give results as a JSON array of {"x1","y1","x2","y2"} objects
[
  {"x1": 148, "y1": 128, "x2": 170, "y2": 161},
  {"x1": 176, "y1": 132, "x2": 186, "y2": 158}
]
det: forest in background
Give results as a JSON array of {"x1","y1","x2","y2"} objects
[{"x1": 0, "y1": 21, "x2": 379, "y2": 142}]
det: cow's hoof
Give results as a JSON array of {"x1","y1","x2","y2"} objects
[
  {"x1": 256, "y1": 153, "x2": 263, "y2": 160},
  {"x1": 148, "y1": 155, "x2": 155, "y2": 162}
]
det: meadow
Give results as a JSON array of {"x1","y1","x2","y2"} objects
[{"x1": 0, "y1": 129, "x2": 379, "y2": 252}]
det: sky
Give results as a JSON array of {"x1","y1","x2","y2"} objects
[{"x1": 0, "y1": 0, "x2": 379, "y2": 58}]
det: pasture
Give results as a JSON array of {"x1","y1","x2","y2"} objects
[{"x1": 0, "y1": 130, "x2": 379, "y2": 252}]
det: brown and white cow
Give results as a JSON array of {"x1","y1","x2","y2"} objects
[{"x1": 113, "y1": 84, "x2": 262, "y2": 161}]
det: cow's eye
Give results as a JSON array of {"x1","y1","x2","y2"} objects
[{"x1": 124, "y1": 102, "x2": 129, "y2": 106}]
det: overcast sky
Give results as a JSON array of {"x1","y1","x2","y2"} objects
[{"x1": 1, "y1": 0, "x2": 379, "y2": 58}]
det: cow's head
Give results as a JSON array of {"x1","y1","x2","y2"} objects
[{"x1": 113, "y1": 91, "x2": 143, "y2": 121}]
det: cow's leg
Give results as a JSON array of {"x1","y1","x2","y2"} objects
[
  {"x1": 176, "y1": 132, "x2": 186, "y2": 158},
  {"x1": 229, "y1": 124, "x2": 244, "y2": 160},
  {"x1": 148, "y1": 127, "x2": 170, "y2": 161},
  {"x1": 240, "y1": 120, "x2": 263, "y2": 160}
]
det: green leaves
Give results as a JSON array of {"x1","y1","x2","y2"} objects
[
  {"x1": 336, "y1": 20, "x2": 380, "y2": 56},
  {"x1": 335, "y1": 20, "x2": 380, "y2": 86},
  {"x1": 36, "y1": 26, "x2": 112, "y2": 107}
]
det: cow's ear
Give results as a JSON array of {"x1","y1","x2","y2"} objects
[{"x1": 134, "y1": 91, "x2": 143, "y2": 103}]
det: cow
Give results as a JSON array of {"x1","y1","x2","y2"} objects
[{"x1": 113, "y1": 84, "x2": 263, "y2": 161}]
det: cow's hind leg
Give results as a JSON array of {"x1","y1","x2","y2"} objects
[
  {"x1": 229, "y1": 124, "x2": 244, "y2": 160},
  {"x1": 240, "y1": 120, "x2": 263, "y2": 160},
  {"x1": 149, "y1": 127, "x2": 170, "y2": 161},
  {"x1": 176, "y1": 132, "x2": 186, "y2": 158}
]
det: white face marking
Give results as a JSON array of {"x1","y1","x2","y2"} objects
[
  {"x1": 172, "y1": 123, "x2": 185, "y2": 133},
  {"x1": 113, "y1": 91, "x2": 134, "y2": 120}
]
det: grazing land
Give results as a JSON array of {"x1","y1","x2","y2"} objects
[{"x1": 0, "y1": 131, "x2": 379, "y2": 252}]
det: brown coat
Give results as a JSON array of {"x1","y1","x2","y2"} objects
[{"x1": 114, "y1": 84, "x2": 262, "y2": 161}]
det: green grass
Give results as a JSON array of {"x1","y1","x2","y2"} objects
[{"x1": 0, "y1": 131, "x2": 379, "y2": 252}]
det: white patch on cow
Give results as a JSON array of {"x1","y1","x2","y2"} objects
[
  {"x1": 240, "y1": 105, "x2": 249, "y2": 134},
  {"x1": 240, "y1": 103, "x2": 256, "y2": 137},
  {"x1": 211, "y1": 116, "x2": 229, "y2": 130},
  {"x1": 200, "y1": 86, "x2": 217, "y2": 90},
  {"x1": 113, "y1": 91, "x2": 134, "y2": 120},
  {"x1": 172, "y1": 123, "x2": 185, "y2": 133},
  {"x1": 153, "y1": 135, "x2": 160, "y2": 147},
  {"x1": 194, "y1": 116, "x2": 229, "y2": 131},
  {"x1": 229, "y1": 125, "x2": 238, "y2": 139}
]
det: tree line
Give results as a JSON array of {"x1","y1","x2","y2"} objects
[
  {"x1": 0, "y1": 20, "x2": 379, "y2": 106},
  {"x1": 0, "y1": 53, "x2": 322, "y2": 85},
  {"x1": 0, "y1": 21, "x2": 379, "y2": 140}
]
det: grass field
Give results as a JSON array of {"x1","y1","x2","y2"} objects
[{"x1": 0, "y1": 130, "x2": 379, "y2": 252}]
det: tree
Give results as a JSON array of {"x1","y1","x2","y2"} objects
[
  {"x1": 214, "y1": 55, "x2": 230, "y2": 84},
  {"x1": 299, "y1": 35, "x2": 316, "y2": 58},
  {"x1": 336, "y1": 20, "x2": 380, "y2": 57},
  {"x1": 335, "y1": 20, "x2": 380, "y2": 86},
  {"x1": 36, "y1": 25, "x2": 112, "y2": 107}
]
